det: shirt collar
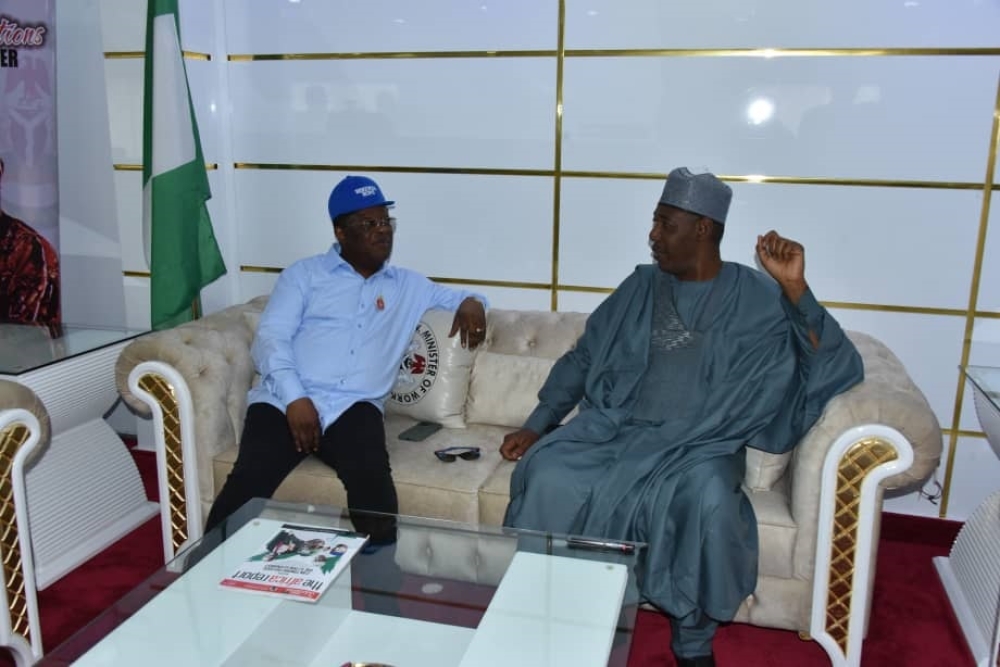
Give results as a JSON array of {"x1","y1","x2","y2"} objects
[{"x1": 323, "y1": 243, "x2": 395, "y2": 279}]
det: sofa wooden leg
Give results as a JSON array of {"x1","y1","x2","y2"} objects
[{"x1": 798, "y1": 631, "x2": 811, "y2": 641}]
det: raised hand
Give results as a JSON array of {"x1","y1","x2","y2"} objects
[{"x1": 756, "y1": 230, "x2": 808, "y2": 305}]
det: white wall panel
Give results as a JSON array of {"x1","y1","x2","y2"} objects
[
  {"x1": 564, "y1": 0, "x2": 1000, "y2": 50},
  {"x1": 977, "y1": 195, "x2": 1000, "y2": 312},
  {"x1": 99, "y1": 0, "x2": 146, "y2": 52},
  {"x1": 557, "y1": 178, "x2": 661, "y2": 288},
  {"x1": 828, "y1": 309, "x2": 964, "y2": 428},
  {"x1": 177, "y1": 0, "x2": 216, "y2": 55},
  {"x1": 228, "y1": 59, "x2": 555, "y2": 169},
  {"x1": 114, "y1": 170, "x2": 143, "y2": 271},
  {"x1": 944, "y1": 436, "x2": 1000, "y2": 521},
  {"x1": 223, "y1": 0, "x2": 556, "y2": 54},
  {"x1": 240, "y1": 271, "x2": 278, "y2": 303},
  {"x1": 561, "y1": 56, "x2": 999, "y2": 182},
  {"x1": 475, "y1": 287, "x2": 551, "y2": 312},
  {"x1": 557, "y1": 290, "x2": 609, "y2": 315},
  {"x1": 559, "y1": 178, "x2": 982, "y2": 309},
  {"x1": 123, "y1": 277, "x2": 151, "y2": 331},
  {"x1": 103, "y1": 58, "x2": 142, "y2": 163},
  {"x1": 186, "y1": 60, "x2": 223, "y2": 163},
  {"x1": 235, "y1": 170, "x2": 553, "y2": 283}
]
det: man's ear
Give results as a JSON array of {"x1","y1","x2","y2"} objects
[
  {"x1": 333, "y1": 222, "x2": 345, "y2": 244},
  {"x1": 695, "y1": 216, "x2": 712, "y2": 238}
]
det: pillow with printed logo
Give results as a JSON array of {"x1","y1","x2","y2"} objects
[{"x1": 385, "y1": 309, "x2": 476, "y2": 428}]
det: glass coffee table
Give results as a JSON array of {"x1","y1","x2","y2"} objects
[{"x1": 39, "y1": 499, "x2": 644, "y2": 667}]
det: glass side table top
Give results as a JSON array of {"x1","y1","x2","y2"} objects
[
  {"x1": 0, "y1": 322, "x2": 147, "y2": 375},
  {"x1": 964, "y1": 365, "x2": 1000, "y2": 412},
  {"x1": 41, "y1": 498, "x2": 645, "y2": 667}
]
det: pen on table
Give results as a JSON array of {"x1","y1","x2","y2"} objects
[{"x1": 566, "y1": 537, "x2": 636, "y2": 554}]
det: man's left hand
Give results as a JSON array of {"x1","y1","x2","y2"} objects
[
  {"x1": 449, "y1": 297, "x2": 487, "y2": 349},
  {"x1": 756, "y1": 230, "x2": 808, "y2": 305}
]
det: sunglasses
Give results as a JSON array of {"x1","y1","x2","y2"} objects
[{"x1": 434, "y1": 446, "x2": 481, "y2": 462}]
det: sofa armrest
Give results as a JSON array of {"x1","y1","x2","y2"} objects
[
  {"x1": 782, "y1": 331, "x2": 941, "y2": 666},
  {"x1": 114, "y1": 299, "x2": 265, "y2": 557},
  {"x1": 0, "y1": 379, "x2": 48, "y2": 663},
  {"x1": 789, "y1": 332, "x2": 942, "y2": 542}
]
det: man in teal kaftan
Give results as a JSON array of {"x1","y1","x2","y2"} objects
[{"x1": 501, "y1": 168, "x2": 864, "y2": 667}]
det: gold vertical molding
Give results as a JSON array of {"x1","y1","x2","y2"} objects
[
  {"x1": 547, "y1": 0, "x2": 566, "y2": 312},
  {"x1": 0, "y1": 423, "x2": 31, "y2": 643},
  {"x1": 940, "y1": 73, "x2": 1000, "y2": 517},
  {"x1": 137, "y1": 374, "x2": 189, "y2": 552}
]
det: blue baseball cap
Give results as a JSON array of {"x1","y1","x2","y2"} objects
[{"x1": 327, "y1": 175, "x2": 395, "y2": 221}]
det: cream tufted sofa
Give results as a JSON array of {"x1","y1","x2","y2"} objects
[{"x1": 116, "y1": 295, "x2": 941, "y2": 667}]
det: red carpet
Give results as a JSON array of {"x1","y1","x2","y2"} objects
[{"x1": 0, "y1": 449, "x2": 975, "y2": 666}]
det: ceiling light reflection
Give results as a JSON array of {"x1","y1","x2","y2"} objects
[{"x1": 746, "y1": 97, "x2": 775, "y2": 126}]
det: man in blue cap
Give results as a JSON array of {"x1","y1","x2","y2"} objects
[
  {"x1": 205, "y1": 175, "x2": 487, "y2": 547},
  {"x1": 501, "y1": 167, "x2": 864, "y2": 666}
]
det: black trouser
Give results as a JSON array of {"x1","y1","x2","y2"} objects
[{"x1": 205, "y1": 401, "x2": 399, "y2": 544}]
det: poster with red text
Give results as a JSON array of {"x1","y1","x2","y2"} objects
[{"x1": 0, "y1": 0, "x2": 58, "y2": 332}]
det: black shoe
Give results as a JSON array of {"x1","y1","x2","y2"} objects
[{"x1": 676, "y1": 654, "x2": 715, "y2": 667}]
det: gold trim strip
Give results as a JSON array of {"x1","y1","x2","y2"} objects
[
  {"x1": 820, "y1": 301, "x2": 966, "y2": 317},
  {"x1": 950, "y1": 429, "x2": 986, "y2": 439},
  {"x1": 550, "y1": 0, "x2": 566, "y2": 312},
  {"x1": 224, "y1": 47, "x2": 1000, "y2": 62},
  {"x1": 232, "y1": 164, "x2": 993, "y2": 190},
  {"x1": 233, "y1": 163, "x2": 549, "y2": 177},
  {"x1": 240, "y1": 265, "x2": 281, "y2": 274},
  {"x1": 232, "y1": 268, "x2": 991, "y2": 316},
  {"x1": 429, "y1": 277, "x2": 551, "y2": 291},
  {"x1": 123, "y1": 270, "x2": 151, "y2": 278},
  {"x1": 565, "y1": 47, "x2": 1000, "y2": 58},
  {"x1": 975, "y1": 310, "x2": 1000, "y2": 319},
  {"x1": 229, "y1": 50, "x2": 554, "y2": 62},
  {"x1": 104, "y1": 50, "x2": 212, "y2": 61},
  {"x1": 563, "y1": 170, "x2": 992, "y2": 190},
  {"x1": 941, "y1": 72, "x2": 1000, "y2": 518},
  {"x1": 114, "y1": 163, "x2": 219, "y2": 171}
]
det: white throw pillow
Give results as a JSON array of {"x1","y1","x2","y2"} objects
[
  {"x1": 385, "y1": 309, "x2": 476, "y2": 428},
  {"x1": 465, "y1": 352, "x2": 558, "y2": 428}
]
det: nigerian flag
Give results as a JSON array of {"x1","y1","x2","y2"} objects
[{"x1": 142, "y1": 0, "x2": 226, "y2": 331}]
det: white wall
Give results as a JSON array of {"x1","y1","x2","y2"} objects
[{"x1": 88, "y1": 0, "x2": 1000, "y2": 520}]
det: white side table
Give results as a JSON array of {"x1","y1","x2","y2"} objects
[
  {"x1": 0, "y1": 324, "x2": 159, "y2": 590},
  {"x1": 933, "y1": 365, "x2": 1000, "y2": 667}
]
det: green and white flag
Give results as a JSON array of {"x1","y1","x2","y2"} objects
[{"x1": 142, "y1": 0, "x2": 225, "y2": 330}]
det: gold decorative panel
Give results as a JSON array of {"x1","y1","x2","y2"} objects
[
  {"x1": 0, "y1": 422, "x2": 31, "y2": 643},
  {"x1": 137, "y1": 374, "x2": 189, "y2": 552},
  {"x1": 825, "y1": 438, "x2": 898, "y2": 653}
]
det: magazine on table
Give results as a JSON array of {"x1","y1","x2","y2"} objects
[{"x1": 219, "y1": 523, "x2": 369, "y2": 603}]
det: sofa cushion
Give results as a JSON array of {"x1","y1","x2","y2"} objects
[
  {"x1": 465, "y1": 352, "x2": 556, "y2": 428},
  {"x1": 744, "y1": 449, "x2": 793, "y2": 492},
  {"x1": 386, "y1": 309, "x2": 477, "y2": 428}
]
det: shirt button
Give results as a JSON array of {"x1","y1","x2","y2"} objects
[
  {"x1": 357, "y1": 323, "x2": 362, "y2": 329},
  {"x1": 350, "y1": 350, "x2": 355, "y2": 355}
]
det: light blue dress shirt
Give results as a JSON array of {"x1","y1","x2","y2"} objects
[{"x1": 248, "y1": 244, "x2": 487, "y2": 430}]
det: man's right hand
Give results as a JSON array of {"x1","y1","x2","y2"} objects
[
  {"x1": 286, "y1": 397, "x2": 320, "y2": 453},
  {"x1": 500, "y1": 428, "x2": 541, "y2": 461}
]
